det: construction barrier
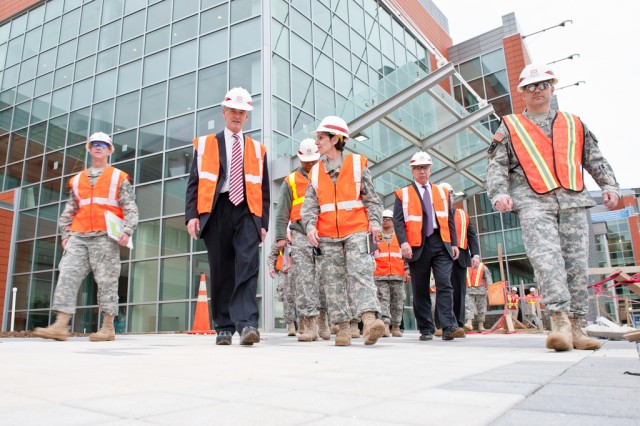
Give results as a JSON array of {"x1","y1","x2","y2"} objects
[
  {"x1": 187, "y1": 274, "x2": 216, "y2": 335},
  {"x1": 487, "y1": 280, "x2": 507, "y2": 306}
]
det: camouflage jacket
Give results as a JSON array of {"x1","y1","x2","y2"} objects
[{"x1": 274, "y1": 166, "x2": 308, "y2": 241}]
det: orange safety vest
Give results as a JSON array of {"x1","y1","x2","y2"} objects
[
  {"x1": 454, "y1": 209, "x2": 469, "y2": 250},
  {"x1": 394, "y1": 183, "x2": 451, "y2": 247},
  {"x1": 466, "y1": 262, "x2": 486, "y2": 288},
  {"x1": 507, "y1": 293, "x2": 519, "y2": 309},
  {"x1": 503, "y1": 112, "x2": 585, "y2": 194},
  {"x1": 69, "y1": 166, "x2": 128, "y2": 233},
  {"x1": 192, "y1": 133, "x2": 266, "y2": 216},
  {"x1": 309, "y1": 154, "x2": 369, "y2": 238},
  {"x1": 286, "y1": 170, "x2": 309, "y2": 222},
  {"x1": 275, "y1": 251, "x2": 290, "y2": 272},
  {"x1": 373, "y1": 233, "x2": 405, "y2": 277}
]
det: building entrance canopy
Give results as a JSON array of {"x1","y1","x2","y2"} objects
[{"x1": 290, "y1": 61, "x2": 495, "y2": 207}]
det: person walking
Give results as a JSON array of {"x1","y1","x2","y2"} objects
[
  {"x1": 486, "y1": 63, "x2": 620, "y2": 351},
  {"x1": 464, "y1": 262, "x2": 493, "y2": 332},
  {"x1": 34, "y1": 132, "x2": 138, "y2": 342},
  {"x1": 301, "y1": 116, "x2": 386, "y2": 346},
  {"x1": 185, "y1": 87, "x2": 270, "y2": 346},
  {"x1": 267, "y1": 241, "x2": 296, "y2": 336}
]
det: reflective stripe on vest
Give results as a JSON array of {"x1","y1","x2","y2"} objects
[
  {"x1": 244, "y1": 138, "x2": 266, "y2": 217},
  {"x1": 69, "y1": 166, "x2": 127, "y2": 233},
  {"x1": 394, "y1": 183, "x2": 451, "y2": 246},
  {"x1": 309, "y1": 154, "x2": 369, "y2": 238},
  {"x1": 454, "y1": 209, "x2": 468, "y2": 250},
  {"x1": 466, "y1": 262, "x2": 485, "y2": 288},
  {"x1": 373, "y1": 233, "x2": 405, "y2": 277},
  {"x1": 287, "y1": 171, "x2": 309, "y2": 222},
  {"x1": 503, "y1": 112, "x2": 585, "y2": 194}
]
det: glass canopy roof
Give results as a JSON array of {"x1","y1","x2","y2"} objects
[{"x1": 288, "y1": 60, "x2": 497, "y2": 207}]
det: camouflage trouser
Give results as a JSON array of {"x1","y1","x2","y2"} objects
[
  {"x1": 316, "y1": 233, "x2": 380, "y2": 325},
  {"x1": 376, "y1": 278, "x2": 405, "y2": 326},
  {"x1": 52, "y1": 235, "x2": 120, "y2": 316},
  {"x1": 518, "y1": 206, "x2": 589, "y2": 316},
  {"x1": 465, "y1": 288, "x2": 487, "y2": 322},
  {"x1": 275, "y1": 271, "x2": 296, "y2": 323},
  {"x1": 290, "y1": 230, "x2": 326, "y2": 317}
]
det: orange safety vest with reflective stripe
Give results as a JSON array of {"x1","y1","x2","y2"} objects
[
  {"x1": 454, "y1": 209, "x2": 469, "y2": 250},
  {"x1": 192, "y1": 133, "x2": 266, "y2": 217},
  {"x1": 466, "y1": 262, "x2": 486, "y2": 288},
  {"x1": 507, "y1": 293, "x2": 519, "y2": 309},
  {"x1": 503, "y1": 112, "x2": 585, "y2": 194},
  {"x1": 286, "y1": 170, "x2": 308, "y2": 222},
  {"x1": 373, "y1": 233, "x2": 405, "y2": 277},
  {"x1": 309, "y1": 154, "x2": 369, "y2": 238},
  {"x1": 69, "y1": 166, "x2": 128, "y2": 233},
  {"x1": 394, "y1": 183, "x2": 451, "y2": 247}
]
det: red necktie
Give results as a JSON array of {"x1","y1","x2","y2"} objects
[{"x1": 229, "y1": 134, "x2": 244, "y2": 206}]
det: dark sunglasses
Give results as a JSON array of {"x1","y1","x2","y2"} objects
[
  {"x1": 523, "y1": 81, "x2": 551, "y2": 93},
  {"x1": 312, "y1": 246, "x2": 322, "y2": 256},
  {"x1": 90, "y1": 141, "x2": 110, "y2": 149}
]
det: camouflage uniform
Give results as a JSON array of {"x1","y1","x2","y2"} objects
[
  {"x1": 486, "y1": 110, "x2": 619, "y2": 317},
  {"x1": 374, "y1": 232, "x2": 406, "y2": 327},
  {"x1": 54, "y1": 167, "x2": 138, "y2": 316},
  {"x1": 267, "y1": 243, "x2": 296, "y2": 324},
  {"x1": 274, "y1": 167, "x2": 326, "y2": 318},
  {"x1": 300, "y1": 155, "x2": 383, "y2": 325},
  {"x1": 464, "y1": 265, "x2": 492, "y2": 323}
]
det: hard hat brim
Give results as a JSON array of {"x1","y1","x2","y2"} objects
[
  {"x1": 221, "y1": 100, "x2": 253, "y2": 111},
  {"x1": 297, "y1": 153, "x2": 320, "y2": 161}
]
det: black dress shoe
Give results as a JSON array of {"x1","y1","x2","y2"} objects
[
  {"x1": 442, "y1": 327, "x2": 456, "y2": 341},
  {"x1": 240, "y1": 326, "x2": 260, "y2": 346},
  {"x1": 216, "y1": 330, "x2": 233, "y2": 345},
  {"x1": 419, "y1": 333, "x2": 433, "y2": 341}
]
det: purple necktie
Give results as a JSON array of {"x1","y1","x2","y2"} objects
[
  {"x1": 422, "y1": 185, "x2": 434, "y2": 237},
  {"x1": 229, "y1": 134, "x2": 244, "y2": 206}
]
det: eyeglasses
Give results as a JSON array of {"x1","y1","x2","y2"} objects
[
  {"x1": 382, "y1": 217, "x2": 393, "y2": 221},
  {"x1": 412, "y1": 166, "x2": 430, "y2": 172},
  {"x1": 90, "y1": 141, "x2": 110, "y2": 149},
  {"x1": 523, "y1": 81, "x2": 552, "y2": 93}
]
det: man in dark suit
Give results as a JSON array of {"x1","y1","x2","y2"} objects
[
  {"x1": 439, "y1": 182, "x2": 480, "y2": 332},
  {"x1": 393, "y1": 152, "x2": 463, "y2": 341},
  {"x1": 185, "y1": 87, "x2": 270, "y2": 346}
]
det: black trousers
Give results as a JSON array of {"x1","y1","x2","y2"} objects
[
  {"x1": 202, "y1": 193, "x2": 260, "y2": 334},
  {"x1": 451, "y1": 261, "x2": 468, "y2": 327},
  {"x1": 409, "y1": 231, "x2": 457, "y2": 334}
]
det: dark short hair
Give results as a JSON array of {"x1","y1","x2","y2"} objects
[{"x1": 324, "y1": 132, "x2": 345, "y2": 151}]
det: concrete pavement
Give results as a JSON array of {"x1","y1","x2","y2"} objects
[{"x1": 1, "y1": 332, "x2": 638, "y2": 425}]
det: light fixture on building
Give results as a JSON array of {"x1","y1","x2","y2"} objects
[
  {"x1": 454, "y1": 191, "x2": 465, "y2": 197},
  {"x1": 522, "y1": 20, "x2": 572, "y2": 39},
  {"x1": 555, "y1": 80, "x2": 585, "y2": 91},
  {"x1": 353, "y1": 133, "x2": 369, "y2": 142},
  {"x1": 547, "y1": 53, "x2": 580, "y2": 65}
]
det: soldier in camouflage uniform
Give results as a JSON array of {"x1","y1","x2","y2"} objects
[
  {"x1": 373, "y1": 209, "x2": 407, "y2": 337},
  {"x1": 464, "y1": 263, "x2": 492, "y2": 332},
  {"x1": 301, "y1": 116, "x2": 386, "y2": 346},
  {"x1": 486, "y1": 64, "x2": 620, "y2": 351},
  {"x1": 34, "y1": 132, "x2": 138, "y2": 342},
  {"x1": 274, "y1": 139, "x2": 330, "y2": 341},
  {"x1": 267, "y1": 242, "x2": 296, "y2": 336}
]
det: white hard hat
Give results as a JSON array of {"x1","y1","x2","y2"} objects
[
  {"x1": 221, "y1": 87, "x2": 254, "y2": 111},
  {"x1": 297, "y1": 138, "x2": 320, "y2": 161},
  {"x1": 512, "y1": 287, "x2": 518, "y2": 292},
  {"x1": 517, "y1": 64, "x2": 558, "y2": 93},
  {"x1": 439, "y1": 182, "x2": 453, "y2": 193},
  {"x1": 86, "y1": 132, "x2": 113, "y2": 152},
  {"x1": 410, "y1": 151, "x2": 432, "y2": 167},
  {"x1": 530, "y1": 287, "x2": 537, "y2": 292},
  {"x1": 382, "y1": 209, "x2": 394, "y2": 218},
  {"x1": 311, "y1": 116, "x2": 350, "y2": 139}
]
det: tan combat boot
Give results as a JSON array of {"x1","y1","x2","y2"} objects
[
  {"x1": 287, "y1": 322, "x2": 296, "y2": 336},
  {"x1": 570, "y1": 317, "x2": 601, "y2": 350},
  {"x1": 350, "y1": 320, "x2": 360, "y2": 338},
  {"x1": 330, "y1": 324, "x2": 339, "y2": 334},
  {"x1": 33, "y1": 312, "x2": 71, "y2": 341},
  {"x1": 298, "y1": 316, "x2": 319, "y2": 342},
  {"x1": 90, "y1": 314, "x2": 115, "y2": 342},
  {"x1": 546, "y1": 311, "x2": 572, "y2": 352},
  {"x1": 361, "y1": 312, "x2": 385, "y2": 345},
  {"x1": 383, "y1": 322, "x2": 391, "y2": 337},
  {"x1": 317, "y1": 310, "x2": 331, "y2": 340},
  {"x1": 335, "y1": 322, "x2": 351, "y2": 346},
  {"x1": 297, "y1": 318, "x2": 306, "y2": 335},
  {"x1": 463, "y1": 319, "x2": 473, "y2": 331},
  {"x1": 478, "y1": 321, "x2": 485, "y2": 332},
  {"x1": 391, "y1": 325, "x2": 403, "y2": 337}
]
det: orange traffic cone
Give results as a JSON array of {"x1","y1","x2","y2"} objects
[{"x1": 187, "y1": 274, "x2": 216, "y2": 335}]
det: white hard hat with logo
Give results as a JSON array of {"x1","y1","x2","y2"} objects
[
  {"x1": 86, "y1": 132, "x2": 113, "y2": 152},
  {"x1": 439, "y1": 182, "x2": 453, "y2": 193},
  {"x1": 311, "y1": 116, "x2": 350, "y2": 139},
  {"x1": 297, "y1": 138, "x2": 320, "y2": 161},
  {"x1": 517, "y1": 64, "x2": 559, "y2": 93},
  {"x1": 382, "y1": 209, "x2": 394, "y2": 218},
  {"x1": 410, "y1": 151, "x2": 432, "y2": 167},
  {"x1": 221, "y1": 87, "x2": 254, "y2": 111}
]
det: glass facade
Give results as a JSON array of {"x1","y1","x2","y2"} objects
[{"x1": 2, "y1": 0, "x2": 493, "y2": 333}]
